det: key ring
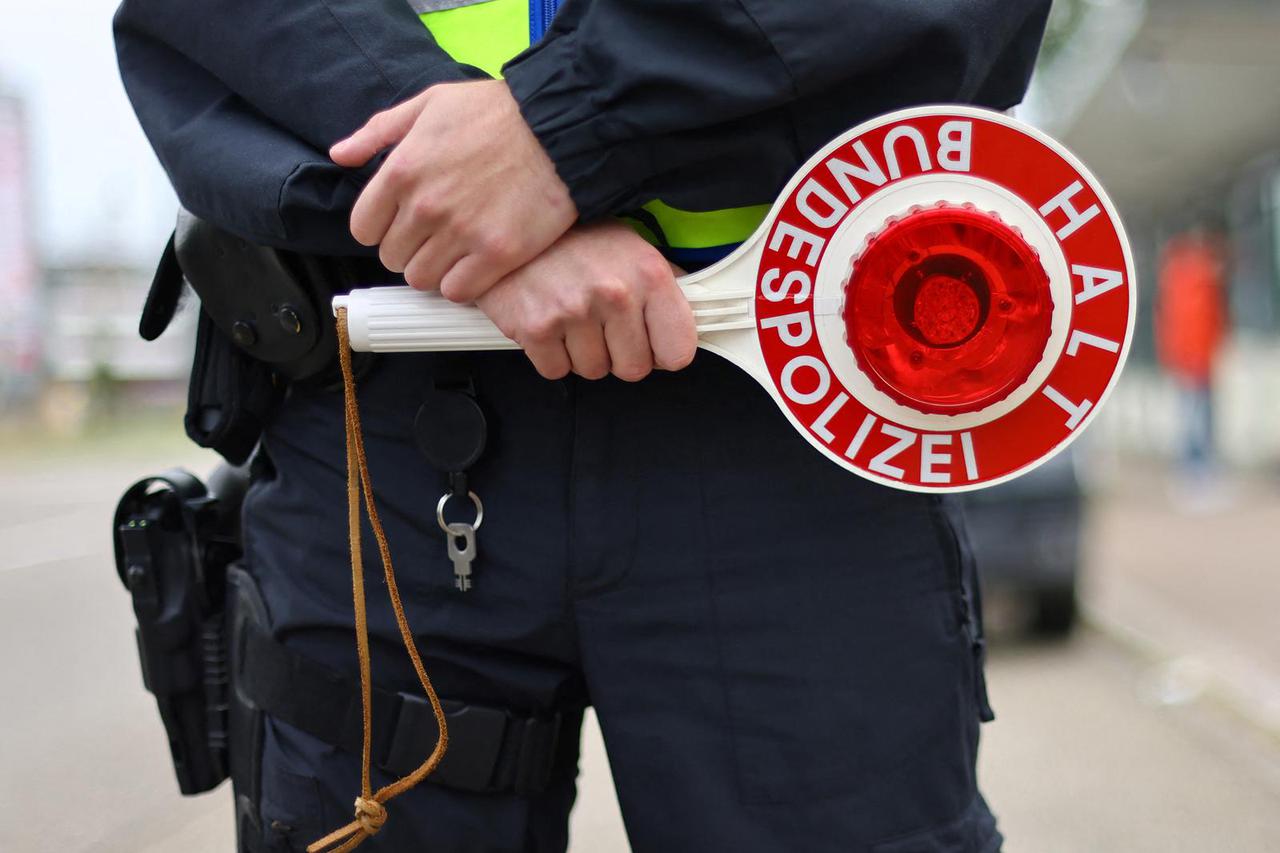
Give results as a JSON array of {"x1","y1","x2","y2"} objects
[{"x1": 437, "y1": 490, "x2": 483, "y2": 534}]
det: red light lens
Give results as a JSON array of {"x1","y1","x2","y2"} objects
[{"x1": 842, "y1": 204, "x2": 1053, "y2": 414}]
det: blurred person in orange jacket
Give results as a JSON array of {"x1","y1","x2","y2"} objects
[{"x1": 1155, "y1": 225, "x2": 1229, "y2": 487}]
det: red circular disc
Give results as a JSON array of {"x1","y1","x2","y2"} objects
[
  {"x1": 843, "y1": 204, "x2": 1053, "y2": 414},
  {"x1": 752, "y1": 107, "x2": 1135, "y2": 492}
]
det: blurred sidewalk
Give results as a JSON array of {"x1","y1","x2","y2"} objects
[{"x1": 1083, "y1": 463, "x2": 1280, "y2": 739}]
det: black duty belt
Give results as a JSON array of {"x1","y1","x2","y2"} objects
[{"x1": 238, "y1": 627, "x2": 580, "y2": 795}]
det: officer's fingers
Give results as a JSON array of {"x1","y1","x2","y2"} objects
[
  {"x1": 349, "y1": 170, "x2": 402, "y2": 248},
  {"x1": 603, "y1": 298, "x2": 654, "y2": 383},
  {"x1": 563, "y1": 321, "x2": 611, "y2": 381},
  {"x1": 522, "y1": 338, "x2": 572, "y2": 381},
  {"x1": 403, "y1": 240, "x2": 464, "y2": 292},
  {"x1": 645, "y1": 281, "x2": 698, "y2": 372},
  {"x1": 329, "y1": 93, "x2": 428, "y2": 167},
  {"x1": 438, "y1": 251, "x2": 513, "y2": 305},
  {"x1": 486, "y1": 285, "x2": 574, "y2": 380},
  {"x1": 376, "y1": 210, "x2": 430, "y2": 275}
]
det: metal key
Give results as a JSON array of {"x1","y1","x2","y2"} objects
[
  {"x1": 437, "y1": 489, "x2": 483, "y2": 592},
  {"x1": 445, "y1": 522, "x2": 476, "y2": 591}
]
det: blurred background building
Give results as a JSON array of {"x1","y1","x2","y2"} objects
[
  {"x1": 0, "y1": 1, "x2": 190, "y2": 432},
  {"x1": 1025, "y1": 0, "x2": 1280, "y2": 471},
  {"x1": 0, "y1": 89, "x2": 40, "y2": 406}
]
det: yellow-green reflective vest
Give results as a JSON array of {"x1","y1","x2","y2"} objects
[{"x1": 412, "y1": 0, "x2": 769, "y2": 262}]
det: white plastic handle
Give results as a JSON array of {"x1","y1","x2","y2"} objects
[{"x1": 333, "y1": 282, "x2": 755, "y2": 353}]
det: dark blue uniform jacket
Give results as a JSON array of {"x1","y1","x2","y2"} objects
[{"x1": 114, "y1": 0, "x2": 1051, "y2": 256}]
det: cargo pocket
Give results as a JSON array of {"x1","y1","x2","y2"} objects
[
  {"x1": 706, "y1": 493, "x2": 984, "y2": 806},
  {"x1": 930, "y1": 496, "x2": 995, "y2": 724},
  {"x1": 871, "y1": 794, "x2": 1003, "y2": 853},
  {"x1": 257, "y1": 721, "x2": 333, "y2": 853}
]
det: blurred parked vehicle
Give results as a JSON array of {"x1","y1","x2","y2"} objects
[{"x1": 961, "y1": 449, "x2": 1083, "y2": 638}]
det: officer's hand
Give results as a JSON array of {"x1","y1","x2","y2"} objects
[
  {"x1": 475, "y1": 222, "x2": 697, "y2": 382},
  {"x1": 331, "y1": 80, "x2": 576, "y2": 303}
]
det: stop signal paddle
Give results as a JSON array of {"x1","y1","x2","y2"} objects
[{"x1": 333, "y1": 105, "x2": 1135, "y2": 493}]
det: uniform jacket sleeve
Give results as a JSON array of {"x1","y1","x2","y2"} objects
[
  {"x1": 504, "y1": 0, "x2": 1053, "y2": 219},
  {"x1": 114, "y1": 0, "x2": 484, "y2": 253}
]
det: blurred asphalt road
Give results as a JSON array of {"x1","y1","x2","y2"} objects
[{"x1": 2, "y1": 431, "x2": 1278, "y2": 852}]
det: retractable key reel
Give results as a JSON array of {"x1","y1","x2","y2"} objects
[{"x1": 335, "y1": 106, "x2": 1135, "y2": 493}]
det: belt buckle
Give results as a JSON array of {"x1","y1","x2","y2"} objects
[{"x1": 383, "y1": 694, "x2": 507, "y2": 792}]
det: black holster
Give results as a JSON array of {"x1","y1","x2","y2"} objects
[
  {"x1": 112, "y1": 465, "x2": 248, "y2": 794},
  {"x1": 140, "y1": 211, "x2": 384, "y2": 465}
]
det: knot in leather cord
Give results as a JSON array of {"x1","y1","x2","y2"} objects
[{"x1": 354, "y1": 797, "x2": 387, "y2": 836}]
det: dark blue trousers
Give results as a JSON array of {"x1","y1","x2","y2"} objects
[{"x1": 242, "y1": 349, "x2": 999, "y2": 853}]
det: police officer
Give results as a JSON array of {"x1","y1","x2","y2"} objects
[{"x1": 114, "y1": 2, "x2": 1051, "y2": 851}]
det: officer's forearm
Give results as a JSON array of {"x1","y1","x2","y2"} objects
[
  {"x1": 116, "y1": 36, "x2": 376, "y2": 255},
  {"x1": 113, "y1": 0, "x2": 484, "y2": 151},
  {"x1": 502, "y1": 0, "x2": 1052, "y2": 220}
]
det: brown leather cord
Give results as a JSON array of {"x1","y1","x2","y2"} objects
[{"x1": 309, "y1": 309, "x2": 450, "y2": 853}]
